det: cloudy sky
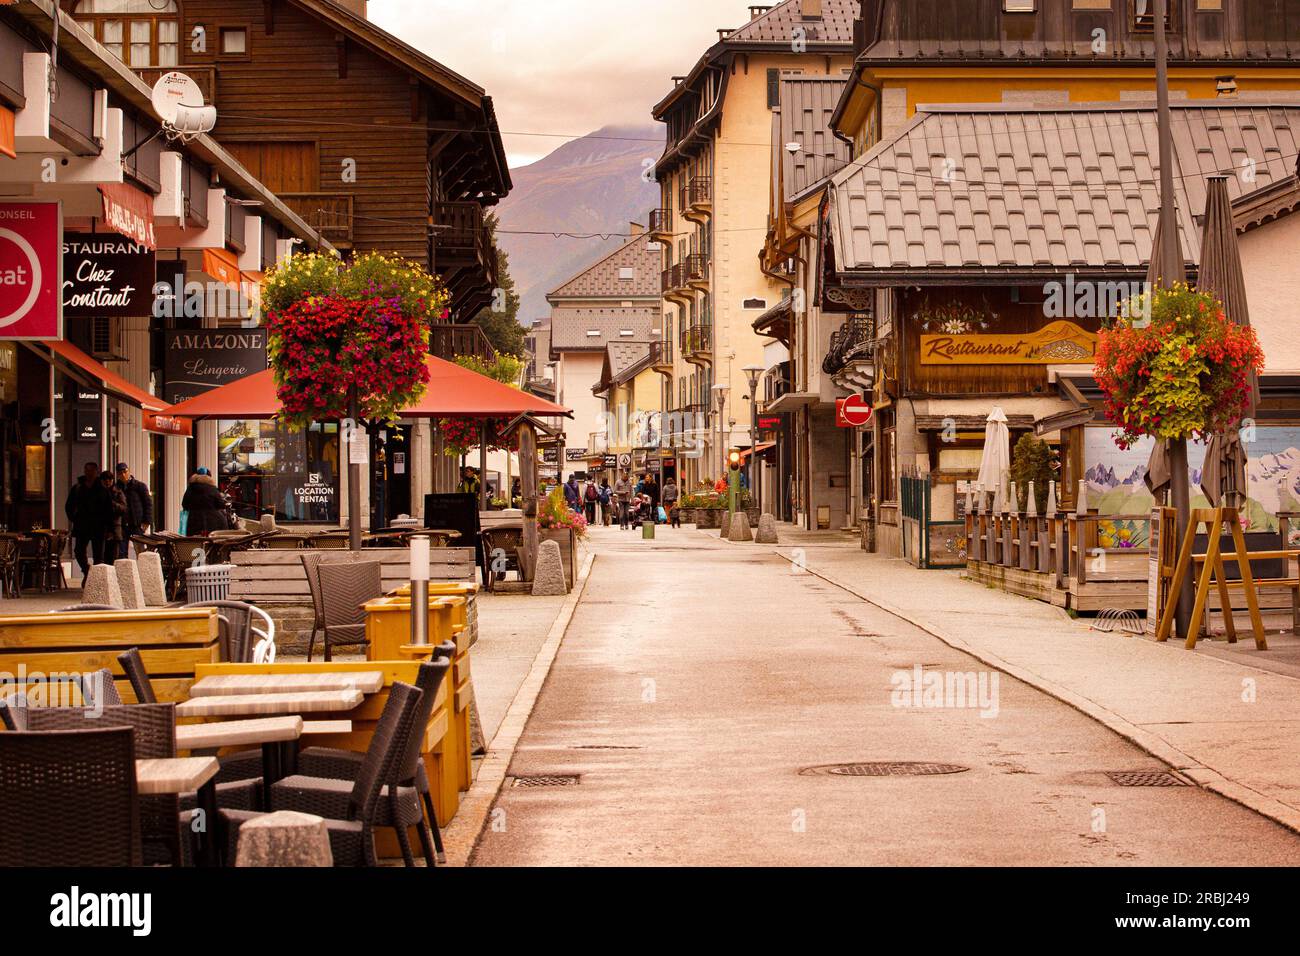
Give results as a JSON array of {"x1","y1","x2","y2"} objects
[{"x1": 369, "y1": 0, "x2": 747, "y2": 167}]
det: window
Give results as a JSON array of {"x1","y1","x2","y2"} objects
[
  {"x1": 74, "y1": 0, "x2": 180, "y2": 69},
  {"x1": 618, "y1": 267, "x2": 635, "y2": 281},
  {"x1": 1004, "y1": 0, "x2": 1036, "y2": 10},
  {"x1": 217, "y1": 420, "x2": 341, "y2": 525},
  {"x1": 220, "y1": 27, "x2": 249, "y2": 56}
]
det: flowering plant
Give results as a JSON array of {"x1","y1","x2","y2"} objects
[
  {"x1": 537, "y1": 486, "x2": 588, "y2": 538},
  {"x1": 437, "y1": 417, "x2": 518, "y2": 458},
  {"x1": 1095, "y1": 284, "x2": 1263, "y2": 450},
  {"x1": 263, "y1": 252, "x2": 449, "y2": 429}
]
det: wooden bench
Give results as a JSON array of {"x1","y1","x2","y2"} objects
[
  {"x1": 0, "y1": 608, "x2": 220, "y2": 704},
  {"x1": 229, "y1": 547, "x2": 476, "y2": 604}
]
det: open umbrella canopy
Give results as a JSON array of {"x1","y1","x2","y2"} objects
[{"x1": 162, "y1": 354, "x2": 572, "y2": 421}]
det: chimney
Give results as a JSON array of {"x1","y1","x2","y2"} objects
[
  {"x1": 335, "y1": 0, "x2": 368, "y2": 18},
  {"x1": 628, "y1": 222, "x2": 644, "y2": 237},
  {"x1": 802, "y1": 0, "x2": 823, "y2": 19}
]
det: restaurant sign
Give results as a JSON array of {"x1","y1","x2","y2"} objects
[
  {"x1": 920, "y1": 320, "x2": 1097, "y2": 366},
  {"x1": 62, "y1": 233, "x2": 154, "y2": 318},
  {"x1": 164, "y1": 329, "x2": 268, "y2": 404}
]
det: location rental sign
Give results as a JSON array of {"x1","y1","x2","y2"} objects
[{"x1": 0, "y1": 201, "x2": 61, "y2": 341}]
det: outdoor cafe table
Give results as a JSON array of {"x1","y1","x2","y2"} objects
[
  {"x1": 188, "y1": 672, "x2": 385, "y2": 697},
  {"x1": 175, "y1": 689, "x2": 364, "y2": 719},
  {"x1": 136, "y1": 756, "x2": 221, "y2": 866},
  {"x1": 176, "y1": 715, "x2": 305, "y2": 811}
]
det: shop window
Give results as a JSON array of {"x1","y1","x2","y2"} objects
[
  {"x1": 74, "y1": 0, "x2": 180, "y2": 69},
  {"x1": 217, "y1": 420, "x2": 340, "y2": 524}
]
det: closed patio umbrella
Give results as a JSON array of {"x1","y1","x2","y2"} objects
[
  {"x1": 976, "y1": 407, "x2": 1011, "y2": 511},
  {"x1": 1197, "y1": 175, "x2": 1255, "y2": 509}
]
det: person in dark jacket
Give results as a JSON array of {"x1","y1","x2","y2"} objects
[
  {"x1": 65, "y1": 461, "x2": 104, "y2": 575},
  {"x1": 98, "y1": 471, "x2": 128, "y2": 561},
  {"x1": 182, "y1": 468, "x2": 229, "y2": 536},
  {"x1": 114, "y1": 462, "x2": 153, "y2": 559},
  {"x1": 564, "y1": 475, "x2": 581, "y2": 512}
]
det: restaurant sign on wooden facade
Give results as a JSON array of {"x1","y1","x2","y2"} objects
[{"x1": 920, "y1": 321, "x2": 1097, "y2": 366}]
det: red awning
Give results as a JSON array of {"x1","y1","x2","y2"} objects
[
  {"x1": 162, "y1": 354, "x2": 573, "y2": 421},
  {"x1": 41, "y1": 339, "x2": 167, "y2": 413}
]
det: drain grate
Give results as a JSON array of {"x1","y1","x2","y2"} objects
[
  {"x1": 1105, "y1": 770, "x2": 1190, "y2": 787},
  {"x1": 510, "y1": 774, "x2": 581, "y2": 788},
  {"x1": 800, "y1": 761, "x2": 969, "y2": 777}
]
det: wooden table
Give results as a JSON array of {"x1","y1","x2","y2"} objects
[
  {"x1": 176, "y1": 688, "x2": 364, "y2": 719},
  {"x1": 189, "y1": 671, "x2": 385, "y2": 697},
  {"x1": 136, "y1": 756, "x2": 221, "y2": 867},
  {"x1": 175, "y1": 716, "x2": 303, "y2": 750}
]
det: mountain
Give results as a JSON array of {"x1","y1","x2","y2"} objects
[{"x1": 495, "y1": 124, "x2": 664, "y2": 323}]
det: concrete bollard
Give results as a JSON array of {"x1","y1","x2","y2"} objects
[
  {"x1": 235, "y1": 810, "x2": 333, "y2": 867},
  {"x1": 136, "y1": 551, "x2": 168, "y2": 606},
  {"x1": 728, "y1": 510, "x2": 754, "y2": 542},
  {"x1": 531, "y1": 540, "x2": 568, "y2": 596},
  {"x1": 82, "y1": 564, "x2": 123, "y2": 608},
  {"x1": 113, "y1": 560, "x2": 146, "y2": 610},
  {"x1": 755, "y1": 513, "x2": 779, "y2": 544}
]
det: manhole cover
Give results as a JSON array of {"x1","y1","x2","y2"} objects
[
  {"x1": 799, "y1": 762, "x2": 969, "y2": 777},
  {"x1": 510, "y1": 774, "x2": 581, "y2": 788},
  {"x1": 1105, "y1": 770, "x2": 1190, "y2": 787}
]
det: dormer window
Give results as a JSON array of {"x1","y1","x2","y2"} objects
[
  {"x1": 74, "y1": 0, "x2": 179, "y2": 68},
  {"x1": 618, "y1": 267, "x2": 635, "y2": 280}
]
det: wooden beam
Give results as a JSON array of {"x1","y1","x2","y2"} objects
[{"x1": 428, "y1": 131, "x2": 458, "y2": 165}]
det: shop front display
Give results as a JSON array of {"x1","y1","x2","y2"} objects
[{"x1": 217, "y1": 419, "x2": 340, "y2": 524}]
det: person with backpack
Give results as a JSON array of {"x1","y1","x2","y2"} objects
[
  {"x1": 598, "y1": 478, "x2": 613, "y2": 526},
  {"x1": 584, "y1": 478, "x2": 599, "y2": 524},
  {"x1": 613, "y1": 472, "x2": 632, "y2": 529}
]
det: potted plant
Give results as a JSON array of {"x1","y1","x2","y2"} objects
[{"x1": 537, "y1": 486, "x2": 586, "y2": 589}]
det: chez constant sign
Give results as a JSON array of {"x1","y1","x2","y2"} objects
[
  {"x1": 0, "y1": 201, "x2": 61, "y2": 340},
  {"x1": 919, "y1": 320, "x2": 1098, "y2": 366},
  {"x1": 62, "y1": 233, "x2": 154, "y2": 318},
  {"x1": 164, "y1": 329, "x2": 267, "y2": 405}
]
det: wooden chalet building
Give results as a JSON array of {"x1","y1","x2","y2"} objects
[{"x1": 60, "y1": 0, "x2": 511, "y2": 325}]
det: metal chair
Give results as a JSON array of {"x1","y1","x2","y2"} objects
[
  {"x1": 43, "y1": 529, "x2": 68, "y2": 590},
  {"x1": 0, "y1": 534, "x2": 19, "y2": 598},
  {"x1": 317, "y1": 560, "x2": 383, "y2": 661},
  {"x1": 182, "y1": 600, "x2": 276, "y2": 664},
  {"x1": 298, "y1": 652, "x2": 454, "y2": 864},
  {"x1": 480, "y1": 527, "x2": 523, "y2": 591},
  {"x1": 0, "y1": 727, "x2": 142, "y2": 866},
  {"x1": 222, "y1": 681, "x2": 424, "y2": 866}
]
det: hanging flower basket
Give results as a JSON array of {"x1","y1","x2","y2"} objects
[{"x1": 1094, "y1": 284, "x2": 1264, "y2": 450}]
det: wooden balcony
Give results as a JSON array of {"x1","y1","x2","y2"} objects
[
  {"x1": 280, "y1": 193, "x2": 354, "y2": 243},
  {"x1": 434, "y1": 202, "x2": 492, "y2": 270},
  {"x1": 428, "y1": 323, "x2": 496, "y2": 363},
  {"x1": 650, "y1": 339, "x2": 675, "y2": 376},
  {"x1": 135, "y1": 65, "x2": 216, "y2": 108},
  {"x1": 681, "y1": 324, "x2": 713, "y2": 365}
]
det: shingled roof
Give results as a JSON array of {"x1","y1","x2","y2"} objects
[
  {"x1": 828, "y1": 102, "x2": 1300, "y2": 281},
  {"x1": 548, "y1": 308, "x2": 659, "y2": 356},
  {"x1": 725, "y1": 0, "x2": 859, "y2": 45},
  {"x1": 776, "y1": 75, "x2": 852, "y2": 203},
  {"x1": 547, "y1": 231, "x2": 663, "y2": 301}
]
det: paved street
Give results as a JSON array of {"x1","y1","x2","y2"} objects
[{"x1": 471, "y1": 525, "x2": 1300, "y2": 865}]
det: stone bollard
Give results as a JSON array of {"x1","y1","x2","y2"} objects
[
  {"x1": 531, "y1": 539, "x2": 567, "y2": 596},
  {"x1": 728, "y1": 510, "x2": 754, "y2": 542},
  {"x1": 82, "y1": 564, "x2": 123, "y2": 608},
  {"x1": 720, "y1": 511, "x2": 732, "y2": 538},
  {"x1": 235, "y1": 810, "x2": 333, "y2": 867},
  {"x1": 755, "y1": 513, "x2": 780, "y2": 544},
  {"x1": 136, "y1": 552, "x2": 168, "y2": 606},
  {"x1": 113, "y1": 560, "x2": 146, "y2": 610}
]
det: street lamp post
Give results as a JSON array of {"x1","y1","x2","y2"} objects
[
  {"x1": 742, "y1": 364, "x2": 763, "y2": 511},
  {"x1": 711, "y1": 383, "x2": 729, "y2": 482}
]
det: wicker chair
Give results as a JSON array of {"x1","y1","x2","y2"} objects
[
  {"x1": 301, "y1": 552, "x2": 327, "y2": 662},
  {"x1": 222, "y1": 681, "x2": 424, "y2": 866},
  {"x1": 298, "y1": 653, "x2": 454, "y2": 865},
  {"x1": 29, "y1": 704, "x2": 182, "y2": 866},
  {"x1": 317, "y1": 560, "x2": 383, "y2": 661},
  {"x1": 0, "y1": 726, "x2": 141, "y2": 866},
  {"x1": 117, "y1": 648, "x2": 156, "y2": 704},
  {"x1": 0, "y1": 534, "x2": 21, "y2": 598},
  {"x1": 43, "y1": 529, "x2": 68, "y2": 590},
  {"x1": 0, "y1": 694, "x2": 29, "y2": 731},
  {"x1": 81, "y1": 668, "x2": 124, "y2": 708},
  {"x1": 480, "y1": 527, "x2": 523, "y2": 592},
  {"x1": 182, "y1": 600, "x2": 276, "y2": 664},
  {"x1": 17, "y1": 534, "x2": 50, "y2": 592}
]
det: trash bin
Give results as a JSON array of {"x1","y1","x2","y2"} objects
[
  {"x1": 642, "y1": 521, "x2": 655, "y2": 540},
  {"x1": 185, "y1": 563, "x2": 234, "y2": 602}
]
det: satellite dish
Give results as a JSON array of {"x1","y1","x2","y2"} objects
[{"x1": 150, "y1": 71, "x2": 216, "y2": 139}]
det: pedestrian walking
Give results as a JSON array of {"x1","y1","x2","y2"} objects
[
  {"x1": 114, "y1": 462, "x2": 153, "y2": 559},
  {"x1": 65, "y1": 461, "x2": 106, "y2": 575},
  {"x1": 182, "y1": 468, "x2": 229, "y2": 536},
  {"x1": 643, "y1": 473, "x2": 661, "y2": 521},
  {"x1": 99, "y1": 471, "x2": 128, "y2": 562},
  {"x1": 584, "y1": 478, "x2": 599, "y2": 524},
  {"x1": 598, "y1": 478, "x2": 612, "y2": 526},
  {"x1": 614, "y1": 472, "x2": 632, "y2": 529},
  {"x1": 663, "y1": 477, "x2": 680, "y2": 528},
  {"x1": 564, "y1": 475, "x2": 581, "y2": 512}
]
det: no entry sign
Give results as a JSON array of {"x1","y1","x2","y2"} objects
[
  {"x1": 836, "y1": 394, "x2": 872, "y2": 428},
  {"x1": 0, "y1": 201, "x2": 61, "y2": 340}
]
